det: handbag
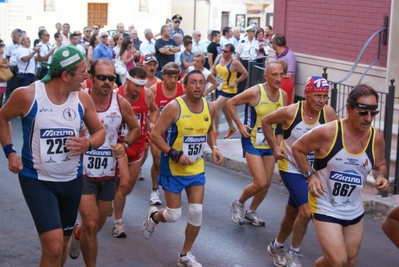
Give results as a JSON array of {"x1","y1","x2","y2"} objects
[
  {"x1": 0, "y1": 67, "x2": 13, "y2": 82},
  {"x1": 113, "y1": 57, "x2": 127, "y2": 76}
]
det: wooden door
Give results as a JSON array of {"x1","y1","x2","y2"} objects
[{"x1": 87, "y1": 3, "x2": 108, "y2": 28}]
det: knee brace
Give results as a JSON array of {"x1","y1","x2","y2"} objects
[
  {"x1": 188, "y1": 203, "x2": 203, "y2": 227},
  {"x1": 163, "y1": 206, "x2": 182, "y2": 222}
]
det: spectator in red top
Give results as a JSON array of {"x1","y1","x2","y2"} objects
[{"x1": 279, "y1": 60, "x2": 295, "y2": 105}]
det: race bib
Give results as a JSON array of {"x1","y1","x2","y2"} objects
[
  {"x1": 83, "y1": 148, "x2": 116, "y2": 177},
  {"x1": 216, "y1": 77, "x2": 223, "y2": 91},
  {"x1": 182, "y1": 135, "x2": 207, "y2": 162},
  {"x1": 39, "y1": 127, "x2": 77, "y2": 163},
  {"x1": 255, "y1": 126, "x2": 268, "y2": 146}
]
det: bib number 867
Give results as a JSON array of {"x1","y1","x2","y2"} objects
[{"x1": 332, "y1": 182, "x2": 356, "y2": 197}]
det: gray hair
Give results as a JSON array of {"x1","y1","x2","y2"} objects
[{"x1": 144, "y1": 28, "x2": 152, "y2": 35}]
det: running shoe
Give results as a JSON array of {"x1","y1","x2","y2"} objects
[
  {"x1": 177, "y1": 251, "x2": 202, "y2": 267},
  {"x1": 112, "y1": 221, "x2": 127, "y2": 238},
  {"x1": 267, "y1": 241, "x2": 287, "y2": 267},
  {"x1": 244, "y1": 210, "x2": 266, "y2": 226},
  {"x1": 142, "y1": 206, "x2": 158, "y2": 239},
  {"x1": 224, "y1": 128, "x2": 238, "y2": 139},
  {"x1": 68, "y1": 222, "x2": 81, "y2": 259},
  {"x1": 150, "y1": 189, "x2": 162, "y2": 205},
  {"x1": 286, "y1": 249, "x2": 303, "y2": 267},
  {"x1": 138, "y1": 169, "x2": 145, "y2": 180},
  {"x1": 230, "y1": 201, "x2": 244, "y2": 225}
]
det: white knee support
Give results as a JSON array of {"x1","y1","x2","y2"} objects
[
  {"x1": 188, "y1": 203, "x2": 203, "y2": 227},
  {"x1": 163, "y1": 206, "x2": 182, "y2": 222}
]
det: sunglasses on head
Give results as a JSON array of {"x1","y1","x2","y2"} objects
[
  {"x1": 94, "y1": 74, "x2": 116, "y2": 82},
  {"x1": 353, "y1": 109, "x2": 379, "y2": 116}
]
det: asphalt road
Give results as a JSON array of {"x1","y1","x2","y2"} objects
[{"x1": 0, "y1": 117, "x2": 398, "y2": 267}]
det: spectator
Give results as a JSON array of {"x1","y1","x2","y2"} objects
[
  {"x1": 70, "y1": 33, "x2": 86, "y2": 56},
  {"x1": 154, "y1": 25, "x2": 180, "y2": 79},
  {"x1": 92, "y1": 24, "x2": 100, "y2": 36},
  {"x1": 207, "y1": 30, "x2": 221, "y2": 68},
  {"x1": 16, "y1": 35, "x2": 40, "y2": 86},
  {"x1": 220, "y1": 26, "x2": 233, "y2": 47},
  {"x1": 61, "y1": 23, "x2": 71, "y2": 46},
  {"x1": 36, "y1": 29, "x2": 55, "y2": 79},
  {"x1": 112, "y1": 33, "x2": 123, "y2": 58},
  {"x1": 180, "y1": 39, "x2": 194, "y2": 77},
  {"x1": 93, "y1": 32, "x2": 112, "y2": 61},
  {"x1": 119, "y1": 36, "x2": 136, "y2": 84},
  {"x1": 0, "y1": 39, "x2": 8, "y2": 107},
  {"x1": 5, "y1": 28, "x2": 22, "y2": 100},
  {"x1": 53, "y1": 32, "x2": 63, "y2": 51},
  {"x1": 130, "y1": 29, "x2": 142, "y2": 64},
  {"x1": 170, "y1": 14, "x2": 184, "y2": 37},
  {"x1": 117, "y1": 22, "x2": 129, "y2": 38},
  {"x1": 271, "y1": 33, "x2": 297, "y2": 81},
  {"x1": 87, "y1": 34, "x2": 99, "y2": 64},
  {"x1": 173, "y1": 33, "x2": 183, "y2": 70},
  {"x1": 140, "y1": 29, "x2": 156, "y2": 56}
]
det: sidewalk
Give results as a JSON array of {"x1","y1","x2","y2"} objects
[{"x1": 204, "y1": 138, "x2": 399, "y2": 217}]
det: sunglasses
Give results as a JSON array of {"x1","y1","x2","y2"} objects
[
  {"x1": 85, "y1": 30, "x2": 92, "y2": 33},
  {"x1": 0, "y1": 44, "x2": 5, "y2": 48},
  {"x1": 353, "y1": 109, "x2": 379, "y2": 116},
  {"x1": 222, "y1": 50, "x2": 230, "y2": 53},
  {"x1": 93, "y1": 27, "x2": 99, "y2": 30},
  {"x1": 94, "y1": 74, "x2": 117, "y2": 82},
  {"x1": 174, "y1": 20, "x2": 181, "y2": 24},
  {"x1": 43, "y1": 34, "x2": 50, "y2": 37},
  {"x1": 101, "y1": 35, "x2": 108, "y2": 38}
]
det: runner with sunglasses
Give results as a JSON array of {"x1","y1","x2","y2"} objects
[
  {"x1": 292, "y1": 83, "x2": 389, "y2": 267},
  {"x1": 112, "y1": 66, "x2": 158, "y2": 238},
  {"x1": 262, "y1": 76, "x2": 337, "y2": 267}
]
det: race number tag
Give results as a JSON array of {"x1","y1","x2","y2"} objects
[
  {"x1": 216, "y1": 77, "x2": 223, "y2": 91},
  {"x1": 39, "y1": 127, "x2": 76, "y2": 163},
  {"x1": 307, "y1": 152, "x2": 315, "y2": 168},
  {"x1": 83, "y1": 148, "x2": 115, "y2": 177},
  {"x1": 182, "y1": 135, "x2": 207, "y2": 162},
  {"x1": 255, "y1": 126, "x2": 268, "y2": 146}
]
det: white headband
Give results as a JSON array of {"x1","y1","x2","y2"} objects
[{"x1": 126, "y1": 72, "x2": 147, "y2": 86}]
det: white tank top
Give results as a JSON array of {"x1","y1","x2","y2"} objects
[
  {"x1": 20, "y1": 81, "x2": 84, "y2": 181},
  {"x1": 83, "y1": 90, "x2": 122, "y2": 179}
]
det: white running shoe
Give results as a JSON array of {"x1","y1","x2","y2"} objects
[
  {"x1": 138, "y1": 169, "x2": 145, "y2": 180},
  {"x1": 142, "y1": 206, "x2": 158, "y2": 239},
  {"x1": 68, "y1": 222, "x2": 81, "y2": 259},
  {"x1": 286, "y1": 249, "x2": 303, "y2": 267},
  {"x1": 150, "y1": 189, "x2": 162, "y2": 205},
  {"x1": 177, "y1": 251, "x2": 202, "y2": 267},
  {"x1": 244, "y1": 210, "x2": 266, "y2": 226},
  {"x1": 112, "y1": 221, "x2": 127, "y2": 238},
  {"x1": 230, "y1": 201, "x2": 244, "y2": 225},
  {"x1": 267, "y1": 241, "x2": 287, "y2": 267}
]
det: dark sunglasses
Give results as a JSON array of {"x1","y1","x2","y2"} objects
[
  {"x1": 174, "y1": 20, "x2": 181, "y2": 24},
  {"x1": 94, "y1": 74, "x2": 116, "y2": 82},
  {"x1": 101, "y1": 35, "x2": 108, "y2": 38},
  {"x1": 85, "y1": 30, "x2": 92, "y2": 33},
  {"x1": 0, "y1": 44, "x2": 5, "y2": 48},
  {"x1": 353, "y1": 109, "x2": 379, "y2": 116},
  {"x1": 222, "y1": 50, "x2": 230, "y2": 53},
  {"x1": 93, "y1": 27, "x2": 99, "y2": 30}
]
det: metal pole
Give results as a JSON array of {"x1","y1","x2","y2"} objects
[
  {"x1": 382, "y1": 79, "x2": 395, "y2": 197},
  {"x1": 193, "y1": 0, "x2": 197, "y2": 30}
]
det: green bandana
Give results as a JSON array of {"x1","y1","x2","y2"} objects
[{"x1": 41, "y1": 45, "x2": 85, "y2": 83}]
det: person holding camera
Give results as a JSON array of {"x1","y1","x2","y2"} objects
[{"x1": 16, "y1": 35, "x2": 40, "y2": 86}]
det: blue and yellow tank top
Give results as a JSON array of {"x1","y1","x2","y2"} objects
[
  {"x1": 214, "y1": 57, "x2": 238, "y2": 94},
  {"x1": 160, "y1": 96, "x2": 211, "y2": 176},
  {"x1": 242, "y1": 84, "x2": 284, "y2": 149}
]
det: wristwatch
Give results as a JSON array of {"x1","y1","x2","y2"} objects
[
  {"x1": 303, "y1": 169, "x2": 315, "y2": 179},
  {"x1": 121, "y1": 140, "x2": 129, "y2": 151},
  {"x1": 88, "y1": 142, "x2": 95, "y2": 151}
]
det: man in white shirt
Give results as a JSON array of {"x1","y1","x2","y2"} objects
[
  {"x1": 36, "y1": 29, "x2": 55, "y2": 79},
  {"x1": 139, "y1": 29, "x2": 156, "y2": 56},
  {"x1": 220, "y1": 26, "x2": 234, "y2": 48},
  {"x1": 191, "y1": 30, "x2": 206, "y2": 54},
  {"x1": 5, "y1": 28, "x2": 22, "y2": 100},
  {"x1": 235, "y1": 25, "x2": 259, "y2": 93},
  {"x1": 16, "y1": 35, "x2": 40, "y2": 86},
  {"x1": 173, "y1": 33, "x2": 183, "y2": 69},
  {"x1": 61, "y1": 23, "x2": 71, "y2": 46},
  {"x1": 69, "y1": 33, "x2": 86, "y2": 56}
]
